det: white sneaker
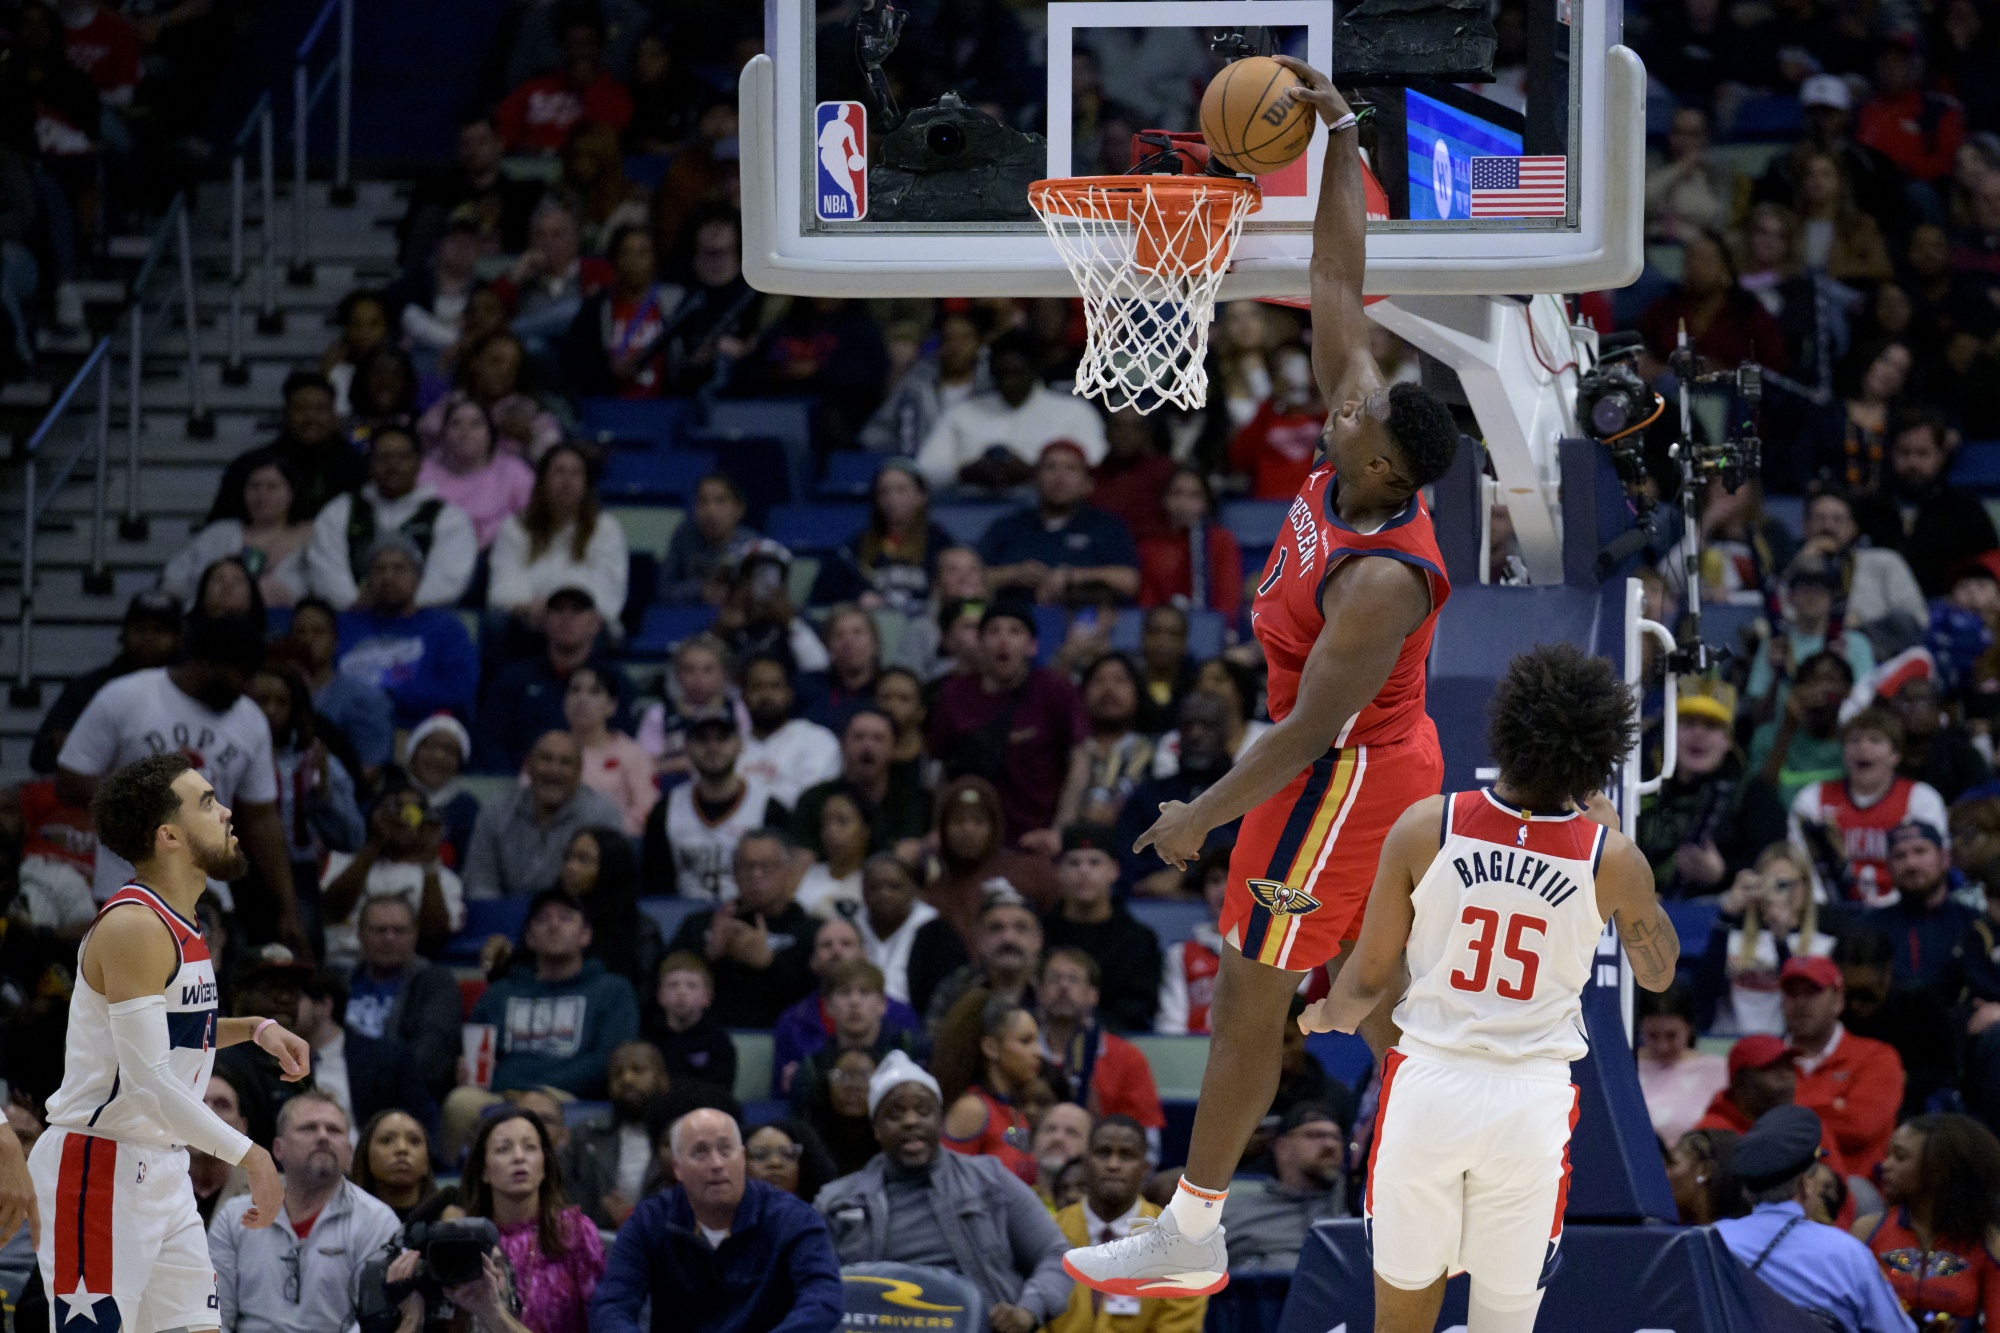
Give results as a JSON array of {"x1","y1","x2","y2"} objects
[{"x1": 1062, "y1": 1209, "x2": 1230, "y2": 1298}]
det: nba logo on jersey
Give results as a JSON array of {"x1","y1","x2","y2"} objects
[{"x1": 814, "y1": 102, "x2": 868, "y2": 221}]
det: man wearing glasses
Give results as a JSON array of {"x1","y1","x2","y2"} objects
[
  {"x1": 1067, "y1": 56, "x2": 1466, "y2": 1298},
  {"x1": 208, "y1": 1093, "x2": 400, "y2": 1333}
]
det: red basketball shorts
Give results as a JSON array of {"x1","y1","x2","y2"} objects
[{"x1": 1221, "y1": 729, "x2": 1443, "y2": 972}]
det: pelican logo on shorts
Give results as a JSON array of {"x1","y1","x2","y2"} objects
[
  {"x1": 814, "y1": 102, "x2": 868, "y2": 221},
  {"x1": 1247, "y1": 878, "x2": 1322, "y2": 917}
]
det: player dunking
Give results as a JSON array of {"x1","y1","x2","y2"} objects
[
  {"x1": 1309, "y1": 645, "x2": 1678, "y2": 1332},
  {"x1": 1068, "y1": 56, "x2": 1465, "y2": 1296},
  {"x1": 33, "y1": 753, "x2": 310, "y2": 1333}
]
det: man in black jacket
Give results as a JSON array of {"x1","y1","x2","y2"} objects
[
  {"x1": 564, "y1": 1041, "x2": 740, "y2": 1229},
  {"x1": 207, "y1": 372, "x2": 363, "y2": 524},
  {"x1": 1041, "y1": 823, "x2": 1161, "y2": 1032},
  {"x1": 1857, "y1": 413, "x2": 2000, "y2": 596},
  {"x1": 665, "y1": 829, "x2": 818, "y2": 1027},
  {"x1": 344, "y1": 896, "x2": 464, "y2": 1103}
]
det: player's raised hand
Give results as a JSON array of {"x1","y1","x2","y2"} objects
[
  {"x1": 1271, "y1": 55, "x2": 1355, "y2": 128},
  {"x1": 256, "y1": 1019, "x2": 313, "y2": 1082},
  {"x1": 240, "y1": 1144, "x2": 283, "y2": 1229},
  {"x1": 1134, "y1": 800, "x2": 1207, "y2": 871},
  {"x1": 0, "y1": 1123, "x2": 39, "y2": 1250},
  {"x1": 1295, "y1": 996, "x2": 1358, "y2": 1036}
]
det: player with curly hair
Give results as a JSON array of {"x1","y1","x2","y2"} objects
[{"x1": 1297, "y1": 643, "x2": 1678, "y2": 1333}]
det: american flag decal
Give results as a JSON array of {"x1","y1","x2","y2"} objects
[{"x1": 1469, "y1": 155, "x2": 1567, "y2": 217}]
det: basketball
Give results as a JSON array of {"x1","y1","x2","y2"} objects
[{"x1": 1200, "y1": 55, "x2": 1315, "y2": 177}]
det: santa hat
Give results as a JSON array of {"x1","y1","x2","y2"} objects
[{"x1": 1838, "y1": 646, "x2": 1934, "y2": 724}]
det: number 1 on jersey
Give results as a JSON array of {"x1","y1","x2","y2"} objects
[{"x1": 1448, "y1": 906, "x2": 1548, "y2": 1001}]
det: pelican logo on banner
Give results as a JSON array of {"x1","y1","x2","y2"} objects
[{"x1": 840, "y1": 1263, "x2": 984, "y2": 1331}]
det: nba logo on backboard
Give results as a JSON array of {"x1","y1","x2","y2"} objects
[{"x1": 814, "y1": 101, "x2": 867, "y2": 221}]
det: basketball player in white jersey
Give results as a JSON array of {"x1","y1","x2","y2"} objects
[
  {"x1": 1301, "y1": 643, "x2": 1680, "y2": 1333},
  {"x1": 33, "y1": 752, "x2": 311, "y2": 1333}
]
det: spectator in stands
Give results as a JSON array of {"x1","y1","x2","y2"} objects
[
  {"x1": 1891, "y1": 677, "x2": 1989, "y2": 802},
  {"x1": 1638, "y1": 228, "x2": 1789, "y2": 377},
  {"x1": 1154, "y1": 658, "x2": 1267, "y2": 778},
  {"x1": 775, "y1": 916, "x2": 921, "y2": 1090},
  {"x1": 1224, "y1": 1102, "x2": 1350, "y2": 1272},
  {"x1": 1746, "y1": 567, "x2": 1876, "y2": 723},
  {"x1": 637, "y1": 634, "x2": 743, "y2": 777},
  {"x1": 1697, "y1": 844, "x2": 1838, "y2": 1035},
  {"x1": 341, "y1": 894, "x2": 461, "y2": 1105},
  {"x1": 1714, "y1": 1105, "x2": 1912, "y2": 1333},
  {"x1": 417, "y1": 400, "x2": 536, "y2": 552},
  {"x1": 1091, "y1": 409, "x2": 1177, "y2": 542},
  {"x1": 210, "y1": 1094, "x2": 400, "y2": 1333},
  {"x1": 1665, "y1": 1126, "x2": 1745, "y2": 1227},
  {"x1": 54, "y1": 611, "x2": 301, "y2": 937},
  {"x1": 464, "y1": 730, "x2": 626, "y2": 899},
  {"x1": 788, "y1": 958, "x2": 925, "y2": 1119},
  {"x1": 800, "y1": 607, "x2": 883, "y2": 733},
  {"x1": 731, "y1": 297, "x2": 890, "y2": 453},
  {"x1": 1228, "y1": 343, "x2": 1327, "y2": 501},
  {"x1": 1857, "y1": 38, "x2": 1964, "y2": 188},
  {"x1": 1839, "y1": 927, "x2": 1958, "y2": 1121},
  {"x1": 208, "y1": 373, "x2": 363, "y2": 525},
  {"x1": 1857, "y1": 413, "x2": 1999, "y2": 596},
  {"x1": 351, "y1": 1108, "x2": 437, "y2": 1222},
  {"x1": 1117, "y1": 691, "x2": 1238, "y2": 897},
  {"x1": 659, "y1": 475, "x2": 759, "y2": 606},
  {"x1": 861, "y1": 309, "x2": 990, "y2": 457},
  {"x1": 249, "y1": 659, "x2": 364, "y2": 885},
  {"x1": 557, "y1": 224, "x2": 673, "y2": 398},
  {"x1": 565, "y1": 1042, "x2": 703, "y2": 1229},
  {"x1": 920, "y1": 888, "x2": 1046, "y2": 1033},
  {"x1": 1030, "y1": 1102, "x2": 1091, "y2": 1208},
  {"x1": 983, "y1": 444, "x2": 1141, "y2": 605},
  {"x1": 917, "y1": 331, "x2": 1108, "y2": 488},
  {"x1": 1056, "y1": 654, "x2": 1156, "y2": 829},
  {"x1": 875, "y1": 667, "x2": 930, "y2": 785},
  {"x1": 1041, "y1": 828, "x2": 1161, "y2": 1030},
  {"x1": 401, "y1": 111, "x2": 539, "y2": 260},
  {"x1": 560, "y1": 666, "x2": 653, "y2": 836},
  {"x1": 855, "y1": 852, "x2": 937, "y2": 1006},
  {"x1": 552, "y1": 823, "x2": 657, "y2": 994},
  {"x1": 1049, "y1": 1114, "x2": 1206, "y2": 1333},
  {"x1": 563, "y1": 120, "x2": 648, "y2": 255},
  {"x1": 790, "y1": 709, "x2": 930, "y2": 858},
  {"x1": 1799, "y1": 472, "x2": 1927, "y2": 620},
  {"x1": 1856, "y1": 1114, "x2": 2000, "y2": 1326},
  {"x1": 932, "y1": 991, "x2": 1046, "y2": 1189},
  {"x1": 1637, "y1": 984, "x2": 1730, "y2": 1146},
  {"x1": 1639, "y1": 679, "x2": 1785, "y2": 899},
  {"x1": 923, "y1": 779, "x2": 1060, "y2": 961},
  {"x1": 1791, "y1": 707, "x2": 1949, "y2": 906},
  {"x1": 819, "y1": 1051, "x2": 1071, "y2": 1330},
  {"x1": 1794, "y1": 149, "x2": 1895, "y2": 285},
  {"x1": 399, "y1": 712, "x2": 479, "y2": 864},
  {"x1": 319, "y1": 784, "x2": 461, "y2": 970},
  {"x1": 715, "y1": 542, "x2": 836, "y2": 694},
  {"x1": 665, "y1": 829, "x2": 819, "y2": 1027},
  {"x1": 796, "y1": 791, "x2": 870, "y2": 916},
  {"x1": 163, "y1": 456, "x2": 310, "y2": 610},
  {"x1": 1646, "y1": 106, "x2": 1737, "y2": 240},
  {"x1": 743, "y1": 1119, "x2": 840, "y2": 1206},
  {"x1": 930, "y1": 598, "x2": 1090, "y2": 851},
  {"x1": 648, "y1": 952, "x2": 738, "y2": 1093},
  {"x1": 1861, "y1": 822, "x2": 1979, "y2": 993},
  {"x1": 1799, "y1": 343, "x2": 1916, "y2": 496},
  {"x1": 320, "y1": 291, "x2": 393, "y2": 419},
  {"x1": 419, "y1": 332, "x2": 562, "y2": 462},
  {"x1": 446, "y1": 1108, "x2": 605, "y2": 1333},
  {"x1": 652, "y1": 94, "x2": 744, "y2": 258},
  {"x1": 1138, "y1": 468, "x2": 1244, "y2": 618},
  {"x1": 1695, "y1": 1035, "x2": 1814, "y2": 1137},
  {"x1": 489, "y1": 443, "x2": 628, "y2": 633},
  {"x1": 307, "y1": 427, "x2": 477, "y2": 611},
  {"x1": 501, "y1": 200, "x2": 613, "y2": 366},
  {"x1": 291, "y1": 967, "x2": 434, "y2": 1132},
  {"x1": 1157, "y1": 857, "x2": 1228, "y2": 1037},
  {"x1": 29, "y1": 589, "x2": 180, "y2": 774},
  {"x1": 497, "y1": 10, "x2": 632, "y2": 155},
  {"x1": 811, "y1": 462, "x2": 954, "y2": 614},
  {"x1": 794, "y1": 1041, "x2": 880, "y2": 1177},
  {"x1": 594, "y1": 1107, "x2": 842, "y2": 1333},
  {"x1": 332, "y1": 539, "x2": 480, "y2": 730},
  {"x1": 477, "y1": 587, "x2": 625, "y2": 773},
  {"x1": 1750, "y1": 650, "x2": 1857, "y2": 808},
  {"x1": 1036, "y1": 947, "x2": 1164, "y2": 1132},
  {"x1": 1757, "y1": 74, "x2": 1905, "y2": 228},
  {"x1": 1782, "y1": 955, "x2": 1906, "y2": 1178},
  {"x1": 283, "y1": 598, "x2": 394, "y2": 780},
  {"x1": 733, "y1": 654, "x2": 841, "y2": 808},
  {"x1": 643, "y1": 708, "x2": 781, "y2": 899}
]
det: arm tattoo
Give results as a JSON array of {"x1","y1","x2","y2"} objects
[{"x1": 1621, "y1": 908, "x2": 1677, "y2": 985}]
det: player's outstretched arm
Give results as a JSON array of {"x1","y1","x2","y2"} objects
[
  {"x1": 1134, "y1": 556, "x2": 1429, "y2": 868},
  {"x1": 1597, "y1": 834, "x2": 1679, "y2": 992},
  {"x1": 1272, "y1": 55, "x2": 1382, "y2": 409},
  {"x1": 1300, "y1": 797, "x2": 1444, "y2": 1035}
]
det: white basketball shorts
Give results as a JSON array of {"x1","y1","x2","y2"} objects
[
  {"x1": 30, "y1": 1127, "x2": 219, "y2": 1333},
  {"x1": 1362, "y1": 1045, "x2": 1580, "y2": 1297}
]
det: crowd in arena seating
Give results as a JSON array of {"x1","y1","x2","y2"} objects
[{"x1": 11, "y1": 0, "x2": 2000, "y2": 1326}]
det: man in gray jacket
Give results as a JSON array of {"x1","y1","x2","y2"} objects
[{"x1": 816, "y1": 1052, "x2": 1070, "y2": 1333}]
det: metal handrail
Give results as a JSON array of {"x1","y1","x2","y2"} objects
[
  {"x1": 291, "y1": 0, "x2": 356, "y2": 282},
  {"x1": 295, "y1": 0, "x2": 342, "y2": 60}
]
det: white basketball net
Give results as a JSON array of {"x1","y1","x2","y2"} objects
[{"x1": 1030, "y1": 177, "x2": 1260, "y2": 415}]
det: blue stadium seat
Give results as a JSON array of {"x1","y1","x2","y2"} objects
[
  {"x1": 579, "y1": 398, "x2": 691, "y2": 450},
  {"x1": 1663, "y1": 898, "x2": 1719, "y2": 955},
  {"x1": 1951, "y1": 440, "x2": 2000, "y2": 491},
  {"x1": 1728, "y1": 95, "x2": 1804, "y2": 142},
  {"x1": 1304, "y1": 1031, "x2": 1375, "y2": 1093},
  {"x1": 564, "y1": 1099, "x2": 610, "y2": 1128},
  {"x1": 600, "y1": 449, "x2": 716, "y2": 503},
  {"x1": 622, "y1": 153, "x2": 676, "y2": 190},
  {"x1": 1696, "y1": 602, "x2": 1765, "y2": 655},
  {"x1": 442, "y1": 898, "x2": 531, "y2": 965},
  {"x1": 741, "y1": 1098, "x2": 790, "y2": 1127},
  {"x1": 686, "y1": 430, "x2": 794, "y2": 526},
  {"x1": 767, "y1": 503, "x2": 870, "y2": 553},
  {"x1": 819, "y1": 450, "x2": 887, "y2": 498},
  {"x1": 1763, "y1": 494, "x2": 1804, "y2": 539},
  {"x1": 1220, "y1": 498, "x2": 1291, "y2": 548},
  {"x1": 1107, "y1": 608, "x2": 1228, "y2": 660},
  {"x1": 933, "y1": 502, "x2": 1012, "y2": 547},
  {"x1": 1128, "y1": 900, "x2": 1209, "y2": 946},
  {"x1": 631, "y1": 604, "x2": 720, "y2": 656},
  {"x1": 706, "y1": 399, "x2": 816, "y2": 503},
  {"x1": 638, "y1": 896, "x2": 705, "y2": 941}
]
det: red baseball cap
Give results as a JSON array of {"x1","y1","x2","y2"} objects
[
  {"x1": 1728, "y1": 1034, "x2": 1796, "y2": 1078},
  {"x1": 1779, "y1": 956, "x2": 1843, "y2": 992},
  {"x1": 1039, "y1": 439, "x2": 1089, "y2": 466}
]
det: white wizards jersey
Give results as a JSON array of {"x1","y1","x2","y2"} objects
[
  {"x1": 1394, "y1": 790, "x2": 1608, "y2": 1066},
  {"x1": 45, "y1": 884, "x2": 220, "y2": 1147},
  {"x1": 666, "y1": 777, "x2": 775, "y2": 903}
]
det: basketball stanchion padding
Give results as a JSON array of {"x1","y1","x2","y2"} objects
[{"x1": 1028, "y1": 174, "x2": 1261, "y2": 413}]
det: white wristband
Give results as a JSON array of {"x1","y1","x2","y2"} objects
[{"x1": 1329, "y1": 112, "x2": 1359, "y2": 133}]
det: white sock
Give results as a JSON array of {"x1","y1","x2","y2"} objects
[
  {"x1": 1468, "y1": 1280, "x2": 1545, "y2": 1333},
  {"x1": 1165, "y1": 1177, "x2": 1229, "y2": 1241}
]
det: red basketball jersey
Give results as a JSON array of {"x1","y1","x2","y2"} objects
[{"x1": 1251, "y1": 463, "x2": 1451, "y2": 748}]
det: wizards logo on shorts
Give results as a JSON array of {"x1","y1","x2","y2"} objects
[
  {"x1": 1247, "y1": 878, "x2": 1321, "y2": 917},
  {"x1": 814, "y1": 101, "x2": 868, "y2": 222}
]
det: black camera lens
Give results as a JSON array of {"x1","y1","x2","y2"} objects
[
  {"x1": 1591, "y1": 395, "x2": 1630, "y2": 437},
  {"x1": 926, "y1": 122, "x2": 965, "y2": 158}
]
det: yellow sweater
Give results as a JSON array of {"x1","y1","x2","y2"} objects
[{"x1": 1046, "y1": 1200, "x2": 1209, "y2": 1333}]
